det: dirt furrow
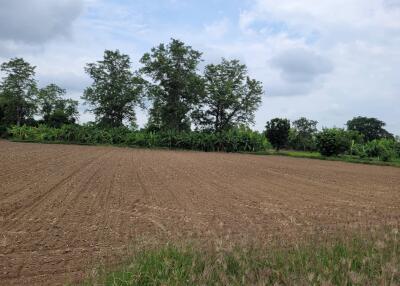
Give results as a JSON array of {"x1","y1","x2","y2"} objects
[{"x1": 0, "y1": 140, "x2": 399, "y2": 285}]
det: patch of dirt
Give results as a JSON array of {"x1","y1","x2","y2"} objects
[{"x1": 0, "y1": 140, "x2": 399, "y2": 285}]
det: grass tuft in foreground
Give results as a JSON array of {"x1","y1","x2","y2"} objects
[{"x1": 84, "y1": 229, "x2": 399, "y2": 285}]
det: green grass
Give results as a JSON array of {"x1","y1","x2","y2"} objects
[
  {"x1": 250, "y1": 150, "x2": 400, "y2": 168},
  {"x1": 83, "y1": 229, "x2": 399, "y2": 285}
]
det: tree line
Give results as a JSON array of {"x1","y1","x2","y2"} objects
[
  {"x1": 265, "y1": 116, "x2": 398, "y2": 161},
  {"x1": 0, "y1": 58, "x2": 78, "y2": 129},
  {"x1": 1, "y1": 38, "x2": 399, "y2": 160},
  {"x1": 0, "y1": 39, "x2": 263, "y2": 133}
]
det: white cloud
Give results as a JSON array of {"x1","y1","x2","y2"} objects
[
  {"x1": 204, "y1": 18, "x2": 230, "y2": 38},
  {"x1": 229, "y1": 0, "x2": 400, "y2": 133}
]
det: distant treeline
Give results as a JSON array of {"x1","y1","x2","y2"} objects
[
  {"x1": 0, "y1": 39, "x2": 262, "y2": 133},
  {"x1": 1, "y1": 39, "x2": 399, "y2": 161},
  {"x1": 265, "y1": 117, "x2": 398, "y2": 160}
]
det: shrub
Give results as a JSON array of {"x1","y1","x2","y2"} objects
[
  {"x1": 390, "y1": 137, "x2": 400, "y2": 158},
  {"x1": 364, "y1": 139, "x2": 397, "y2": 162},
  {"x1": 351, "y1": 143, "x2": 367, "y2": 158},
  {"x1": 316, "y1": 128, "x2": 353, "y2": 156}
]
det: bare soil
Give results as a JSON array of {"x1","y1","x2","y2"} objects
[{"x1": 1, "y1": 140, "x2": 399, "y2": 285}]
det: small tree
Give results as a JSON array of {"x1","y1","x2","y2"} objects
[
  {"x1": 37, "y1": 84, "x2": 78, "y2": 127},
  {"x1": 291, "y1": 117, "x2": 318, "y2": 151},
  {"x1": 0, "y1": 58, "x2": 37, "y2": 126},
  {"x1": 82, "y1": 50, "x2": 144, "y2": 128},
  {"x1": 193, "y1": 59, "x2": 263, "y2": 132},
  {"x1": 265, "y1": 118, "x2": 290, "y2": 151},
  {"x1": 346, "y1": 116, "x2": 393, "y2": 142}
]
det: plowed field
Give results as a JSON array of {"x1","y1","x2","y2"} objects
[{"x1": 1, "y1": 140, "x2": 399, "y2": 285}]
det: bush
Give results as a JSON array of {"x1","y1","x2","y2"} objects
[
  {"x1": 395, "y1": 140, "x2": 400, "y2": 157},
  {"x1": 351, "y1": 143, "x2": 368, "y2": 158},
  {"x1": 364, "y1": 139, "x2": 398, "y2": 162},
  {"x1": 316, "y1": 128, "x2": 353, "y2": 156}
]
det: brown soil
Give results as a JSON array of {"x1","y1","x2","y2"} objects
[{"x1": 0, "y1": 140, "x2": 399, "y2": 285}]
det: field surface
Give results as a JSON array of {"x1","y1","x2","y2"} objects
[{"x1": 1, "y1": 140, "x2": 399, "y2": 285}]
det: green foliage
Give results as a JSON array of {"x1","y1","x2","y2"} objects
[
  {"x1": 347, "y1": 116, "x2": 393, "y2": 142},
  {"x1": 316, "y1": 128, "x2": 355, "y2": 156},
  {"x1": 37, "y1": 84, "x2": 79, "y2": 128},
  {"x1": 85, "y1": 230, "x2": 400, "y2": 286},
  {"x1": 0, "y1": 58, "x2": 37, "y2": 126},
  {"x1": 265, "y1": 118, "x2": 290, "y2": 151},
  {"x1": 193, "y1": 58, "x2": 263, "y2": 132},
  {"x1": 9, "y1": 125, "x2": 269, "y2": 153},
  {"x1": 0, "y1": 124, "x2": 8, "y2": 138},
  {"x1": 395, "y1": 139, "x2": 400, "y2": 157},
  {"x1": 0, "y1": 57, "x2": 80, "y2": 133},
  {"x1": 83, "y1": 50, "x2": 144, "y2": 128},
  {"x1": 140, "y1": 39, "x2": 204, "y2": 132},
  {"x1": 353, "y1": 139, "x2": 399, "y2": 162},
  {"x1": 289, "y1": 117, "x2": 318, "y2": 151}
]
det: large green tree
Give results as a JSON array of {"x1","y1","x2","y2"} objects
[
  {"x1": 346, "y1": 116, "x2": 393, "y2": 142},
  {"x1": 265, "y1": 118, "x2": 290, "y2": 151},
  {"x1": 140, "y1": 39, "x2": 204, "y2": 132},
  {"x1": 0, "y1": 58, "x2": 37, "y2": 126},
  {"x1": 193, "y1": 59, "x2": 263, "y2": 132},
  {"x1": 82, "y1": 50, "x2": 144, "y2": 128},
  {"x1": 37, "y1": 84, "x2": 79, "y2": 127}
]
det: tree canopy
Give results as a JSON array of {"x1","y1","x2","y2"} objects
[
  {"x1": 1, "y1": 40, "x2": 398, "y2": 152},
  {"x1": 291, "y1": 117, "x2": 318, "y2": 151},
  {"x1": 265, "y1": 118, "x2": 290, "y2": 151},
  {"x1": 346, "y1": 116, "x2": 393, "y2": 142},
  {"x1": 0, "y1": 58, "x2": 37, "y2": 126},
  {"x1": 193, "y1": 59, "x2": 263, "y2": 132},
  {"x1": 83, "y1": 50, "x2": 144, "y2": 128},
  {"x1": 140, "y1": 39, "x2": 204, "y2": 132},
  {"x1": 37, "y1": 84, "x2": 78, "y2": 128}
]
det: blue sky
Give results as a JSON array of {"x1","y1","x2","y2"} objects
[{"x1": 0, "y1": 0, "x2": 399, "y2": 134}]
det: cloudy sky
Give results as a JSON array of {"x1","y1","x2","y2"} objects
[{"x1": 0, "y1": 0, "x2": 399, "y2": 134}]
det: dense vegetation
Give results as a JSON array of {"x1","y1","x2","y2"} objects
[
  {"x1": 9, "y1": 124, "x2": 269, "y2": 152},
  {"x1": 1, "y1": 38, "x2": 399, "y2": 162},
  {"x1": 265, "y1": 118, "x2": 290, "y2": 151},
  {"x1": 0, "y1": 58, "x2": 79, "y2": 129},
  {"x1": 85, "y1": 229, "x2": 399, "y2": 285}
]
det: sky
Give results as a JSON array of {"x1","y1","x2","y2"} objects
[{"x1": 0, "y1": 0, "x2": 399, "y2": 134}]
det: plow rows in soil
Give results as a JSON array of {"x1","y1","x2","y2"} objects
[{"x1": 0, "y1": 140, "x2": 399, "y2": 285}]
